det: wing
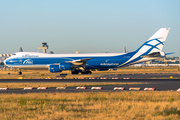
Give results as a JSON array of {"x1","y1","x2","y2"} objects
[{"x1": 66, "y1": 58, "x2": 92, "y2": 66}]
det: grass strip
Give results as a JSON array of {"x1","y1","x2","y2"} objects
[{"x1": 0, "y1": 91, "x2": 179, "y2": 120}]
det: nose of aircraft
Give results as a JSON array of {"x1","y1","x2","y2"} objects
[
  {"x1": 3, "y1": 59, "x2": 7, "y2": 65},
  {"x1": 3, "y1": 58, "x2": 13, "y2": 65},
  {"x1": 4, "y1": 58, "x2": 20, "y2": 65}
]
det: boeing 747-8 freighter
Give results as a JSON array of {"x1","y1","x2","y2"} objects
[{"x1": 4, "y1": 28, "x2": 170, "y2": 74}]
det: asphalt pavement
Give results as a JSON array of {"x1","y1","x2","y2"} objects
[{"x1": 0, "y1": 78, "x2": 179, "y2": 93}]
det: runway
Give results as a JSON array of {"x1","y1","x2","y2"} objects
[
  {"x1": 105, "y1": 73, "x2": 180, "y2": 79},
  {"x1": 0, "y1": 78, "x2": 180, "y2": 93},
  {"x1": 0, "y1": 72, "x2": 180, "y2": 94},
  {"x1": 0, "y1": 72, "x2": 180, "y2": 82},
  {"x1": 0, "y1": 78, "x2": 180, "y2": 83}
]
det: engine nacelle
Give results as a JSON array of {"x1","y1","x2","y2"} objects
[
  {"x1": 59, "y1": 63, "x2": 72, "y2": 70},
  {"x1": 49, "y1": 63, "x2": 73, "y2": 73},
  {"x1": 49, "y1": 64, "x2": 61, "y2": 72}
]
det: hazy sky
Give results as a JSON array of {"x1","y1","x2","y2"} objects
[{"x1": 0, "y1": 0, "x2": 180, "y2": 56}]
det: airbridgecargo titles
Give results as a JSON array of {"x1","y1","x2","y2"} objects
[
  {"x1": 4, "y1": 28, "x2": 170, "y2": 74},
  {"x1": 100, "y1": 63, "x2": 119, "y2": 66},
  {"x1": 22, "y1": 55, "x2": 39, "y2": 58}
]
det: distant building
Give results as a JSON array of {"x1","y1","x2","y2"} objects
[
  {"x1": 49, "y1": 51, "x2": 54, "y2": 54},
  {"x1": 19, "y1": 47, "x2": 23, "y2": 52},
  {"x1": 38, "y1": 42, "x2": 48, "y2": 53},
  {"x1": 123, "y1": 46, "x2": 126, "y2": 53},
  {"x1": 0, "y1": 54, "x2": 9, "y2": 63},
  {"x1": 75, "y1": 50, "x2": 79, "y2": 53},
  {"x1": 151, "y1": 57, "x2": 179, "y2": 64},
  {"x1": 106, "y1": 49, "x2": 110, "y2": 53}
]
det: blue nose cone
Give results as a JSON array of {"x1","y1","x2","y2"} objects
[{"x1": 4, "y1": 59, "x2": 19, "y2": 65}]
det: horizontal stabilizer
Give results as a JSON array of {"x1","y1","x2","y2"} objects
[{"x1": 165, "y1": 52, "x2": 175, "y2": 55}]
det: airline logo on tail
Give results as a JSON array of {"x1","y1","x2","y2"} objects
[
  {"x1": 119, "y1": 28, "x2": 170, "y2": 67},
  {"x1": 137, "y1": 28, "x2": 170, "y2": 53},
  {"x1": 137, "y1": 38, "x2": 165, "y2": 54}
]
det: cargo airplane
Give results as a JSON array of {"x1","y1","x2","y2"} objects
[{"x1": 4, "y1": 28, "x2": 170, "y2": 75}]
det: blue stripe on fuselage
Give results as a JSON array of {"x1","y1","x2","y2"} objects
[{"x1": 5, "y1": 52, "x2": 137, "y2": 69}]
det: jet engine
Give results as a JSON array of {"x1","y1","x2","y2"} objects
[{"x1": 49, "y1": 63, "x2": 73, "y2": 72}]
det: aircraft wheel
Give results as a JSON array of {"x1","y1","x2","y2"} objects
[
  {"x1": 72, "y1": 71, "x2": 79, "y2": 74},
  {"x1": 85, "y1": 71, "x2": 90, "y2": 74},
  {"x1": 18, "y1": 72, "x2": 22, "y2": 75},
  {"x1": 81, "y1": 72, "x2": 85, "y2": 74}
]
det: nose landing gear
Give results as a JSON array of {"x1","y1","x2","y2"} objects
[{"x1": 18, "y1": 69, "x2": 22, "y2": 75}]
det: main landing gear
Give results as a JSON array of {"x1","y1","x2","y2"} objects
[
  {"x1": 71, "y1": 71, "x2": 79, "y2": 74},
  {"x1": 81, "y1": 70, "x2": 92, "y2": 74},
  {"x1": 71, "y1": 70, "x2": 92, "y2": 74}
]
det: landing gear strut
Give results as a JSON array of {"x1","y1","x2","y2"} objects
[{"x1": 18, "y1": 69, "x2": 22, "y2": 75}]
